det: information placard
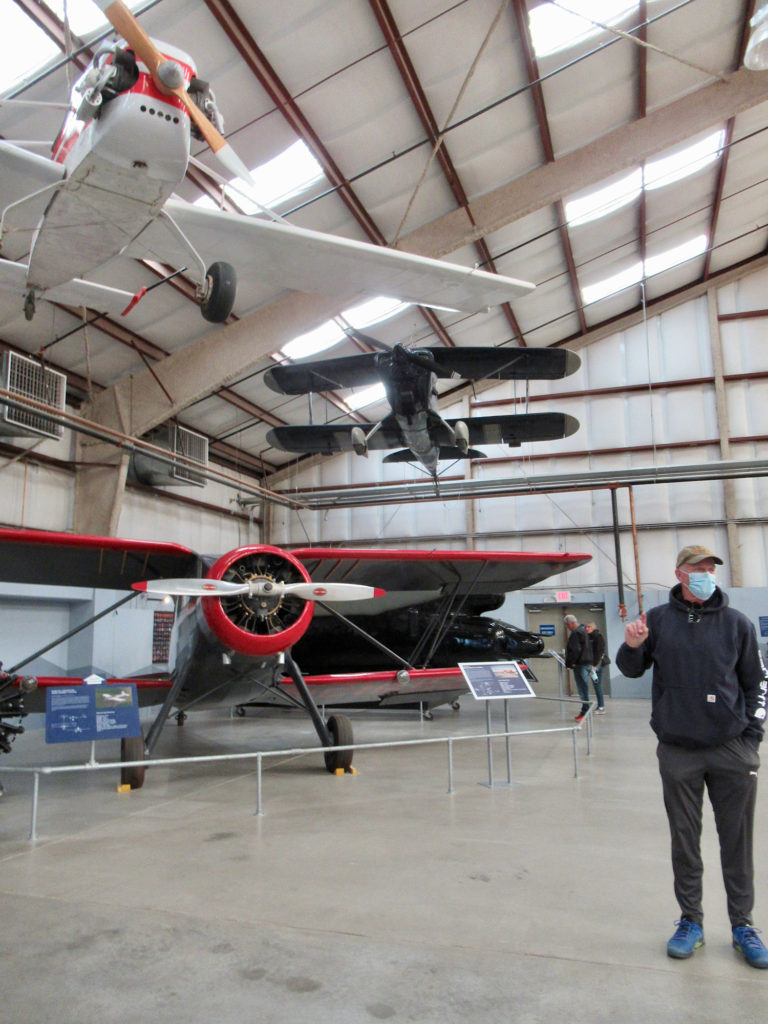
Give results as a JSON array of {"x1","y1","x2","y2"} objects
[
  {"x1": 459, "y1": 661, "x2": 536, "y2": 700},
  {"x1": 45, "y1": 684, "x2": 141, "y2": 744}
]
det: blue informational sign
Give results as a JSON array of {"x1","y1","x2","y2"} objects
[
  {"x1": 759, "y1": 616, "x2": 768, "y2": 638},
  {"x1": 46, "y1": 684, "x2": 141, "y2": 744},
  {"x1": 459, "y1": 661, "x2": 536, "y2": 700},
  {"x1": 539, "y1": 624, "x2": 556, "y2": 636}
]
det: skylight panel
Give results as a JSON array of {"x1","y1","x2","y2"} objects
[
  {"x1": 341, "y1": 296, "x2": 410, "y2": 331},
  {"x1": 582, "y1": 235, "x2": 708, "y2": 303},
  {"x1": 0, "y1": 5, "x2": 60, "y2": 93},
  {"x1": 644, "y1": 234, "x2": 707, "y2": 277},
  {"x1": 344, "y1": 384, "x2": 387, "y2": 411},
  {"x1": 644, "y1": 131, "x2": 725, "y2": 190},
  {"x1": 281, "y1": 321, "x2": 346, "y2": 361},
  {"x1": 528, "y1": 0, "x2": 637, "y2": 58},
  {"x1": 196, "y1": 141, "x2": 324, "y2": 214},
  {"x1": 565, "y1": 169, "x2": 642, "y2": 227},
  {"x1": 581, "y1": 262, "x2": 642, "y2": 305}
]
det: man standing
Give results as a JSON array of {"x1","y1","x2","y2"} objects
[
  {"x1": 617, "y1": 544, "x2": 768, "y2": 967},
  {"x1": 564, "y1": 614, "x2": 595, "y2": 722},
  {"x1": 585, "y1": 621, "x2": 607, "y2": 714}
]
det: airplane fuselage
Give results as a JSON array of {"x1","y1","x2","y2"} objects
[{"x1": 26, "y1": 43, "x2": 193, "y2": 291}]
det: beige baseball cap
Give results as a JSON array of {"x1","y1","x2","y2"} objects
[{"x1": 676, "y1": 544, "x2": 724, "y2": 568}]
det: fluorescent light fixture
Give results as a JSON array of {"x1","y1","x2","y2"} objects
[
  {"x1": 344, "y1": 383, "x2": 387, "y2": 411},
  {"x1": 565, "y1": 169, "x2": 642, "y2": 227},
  {"x1": 745, "y1": 2, "x2": 768, "y2": 70},
  {"x1": 644, "y1": 131, "x2": 725, "y2": 190},
  {"x1": 582, "y1": 234, "x2": 708, "y2": 304},
  {"x1": 529, "y1": 0, "x2": 637, "y2": 59}
]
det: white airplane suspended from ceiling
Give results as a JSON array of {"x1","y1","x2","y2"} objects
[{"x1": 0, "y1": 0, "x2": 534, "y2": 327}]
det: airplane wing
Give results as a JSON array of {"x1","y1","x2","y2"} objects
[
  {"x1": 265, "y1": 352, "x2": 383, "y2": 394},
  {"x1": 293, "y1": 548, "x2": 591, "y2": 603},
  {"x1": 0, "y1": 528, "x2": 201, "y2": 589},
  {"x1": 459, "y1": 412, "x2": 579, "y2": 445},
  {"x1": 418, "y1": 346, "x2": 580, "y2": 380},
  {"x1": 265, "y1": 346, "x2": 580, "y2": 396},
  {"x1": 266, "y1": 412, "x2": 578, "y2": 455},
  {"x1": 0, "y1": 143, "x2": 66, "y2": 261},
  {"x1": 0, "y1": 258, "x2": 138, "y2": 320},
  {"x1": 266, "y1": 416, "x2": 404, "y2": 455},
  {"x1": 135, "y1": 199, "x2": 535, "y2": 314}
]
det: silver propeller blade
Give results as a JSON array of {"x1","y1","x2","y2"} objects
[{"x1": 132, "y1": 579, "x2": 384, "y2": 601}]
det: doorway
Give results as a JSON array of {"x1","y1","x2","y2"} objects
[{"x1": 524, "y1": 603, "x2": 608, "y2": 698}]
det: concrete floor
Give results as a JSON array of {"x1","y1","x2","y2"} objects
[{"x1": 0, "y1": 696, "x2": 766, "y2": 1023}]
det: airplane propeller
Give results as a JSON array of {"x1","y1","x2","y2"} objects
[
  {"x1": 92, "y1": 0, "x2": 255, "y2": 187},
  {"x1": 132, "y1": 578, "x2": 385, "y2": 602}
]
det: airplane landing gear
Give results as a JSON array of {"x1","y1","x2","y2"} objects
[
  {"x1": 323, "y1": 714, "x2": 354, "y2": 773},
  {"x1": 23, "y1": 290, "x2": 35, "y2": 321},
  {"x1": 120, "y1": 731, "x2": 146, "y2": 789},
  {"x1": 200, "y1": 261, "x2": 236, "y2": 323}
]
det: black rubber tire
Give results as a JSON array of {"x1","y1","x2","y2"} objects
[
  {"x1": 323, "y1": 714, "x2": 354, "y2": 773},
  {"x1": 120, "y1": 733, "x2": 146, "y2": 790},
  {"x1": 200, "y1": 261, "x2": 236, "y2": 322}
]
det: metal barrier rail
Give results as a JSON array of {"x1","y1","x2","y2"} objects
[{"x1": 2, "y1": 698, "x2": 596, "y2": 841}]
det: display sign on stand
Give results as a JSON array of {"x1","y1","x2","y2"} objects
[
  {"x1": 46, "y1": 684, "x2": 141, "y2": 745},
  {"x1": 459, "y1": 661, "x2": 536, "y2": 788}
]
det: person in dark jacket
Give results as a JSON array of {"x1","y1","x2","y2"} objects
[
  {"x1": 564, "y1": 614, "x2": 596, "y2": 722},
  {"x1": 585, "y1": 621, "x2": 607, "y2": 714},
  {"x1": 617, "y1": 544, "x2": 768, "y2": 968}
]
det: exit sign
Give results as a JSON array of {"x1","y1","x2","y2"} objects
[{"x1": 555, "y1": 591, "x2": 571, "y2": 603}]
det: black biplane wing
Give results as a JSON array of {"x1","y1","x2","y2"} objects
[
  {"x1": 266, "y1": 412, "x2": 578, "y2": 457},
  {"x1": 293, "y1": 547, "x2": 591, "y2": 599},
  {"x1": 0, "y1": 528, "x2": 200, "y2": 589},
  {"x1": 264, "y1": 346, "x2": 579, "y2": 396}
]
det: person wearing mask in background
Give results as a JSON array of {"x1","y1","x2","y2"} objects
[
  {"x1": 585, "y1": 621, "x2": 607, "y2": 714},
  {"x1": 564, "y1": 614, "x2": 594, "y2": 723},
  {"x1": 617, "y1": 544, "x2": 768, "y2": 968}
]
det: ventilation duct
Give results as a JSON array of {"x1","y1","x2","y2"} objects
[
  {"x1": 131, "y1": 424, "x2": 208, "y2": 488},
  {"x1": 0, "y1": 352, "x2": 66, "y2": 439}
]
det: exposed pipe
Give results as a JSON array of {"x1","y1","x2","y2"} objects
[
  {"x1": 610, "y1": 488, "x2": 627, "y2": 620},
  {"x1": 628, "y1": 485, "x2": 643, "y2": 614}
]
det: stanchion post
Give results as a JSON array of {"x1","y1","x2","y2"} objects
[
  {"x1": 447, "y1": 738, "x2": 454, "y2": 794},
  {"x1": 29, "y1": 771, "x2": 40, "y2": 842},
  {"x1": 255, "y1": 753, "x2": 263, "y2": 816}
]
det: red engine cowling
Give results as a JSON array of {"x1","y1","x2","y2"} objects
[{"x1": 200, "y1": 545, "x2": 315, "y2": 656}]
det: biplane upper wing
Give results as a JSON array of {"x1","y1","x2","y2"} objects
[
  {"x1": 422, "y1": 346, "x2": 580, "y2": 380},
  {"x1": 264, "y1": 346, "x2": 580, "y2": 397},
  {"x1": 265, "y1": 353, "x2": 383, "y2": 395},
  {"x1": 0, "y1": 528, "x2": 200, "y2": 590},
  {"x1": 292, "y1": 547, "x2": 591, "y2": 610}
]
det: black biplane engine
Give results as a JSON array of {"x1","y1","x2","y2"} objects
[{"x1": 0, "y1": 665, "x2": 37, "y2": 756}]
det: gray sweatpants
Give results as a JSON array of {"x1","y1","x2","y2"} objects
[{"x1": 657, "y1": 736, "x2": 760, "y2": 927}]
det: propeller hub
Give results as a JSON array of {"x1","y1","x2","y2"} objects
[{"x1": 156, "y1": 59, "x2": 185, "y2": 90}]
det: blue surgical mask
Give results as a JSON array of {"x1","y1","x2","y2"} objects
[{"x1": 686, "y1": 571, "x2": 717, "y2": 601}]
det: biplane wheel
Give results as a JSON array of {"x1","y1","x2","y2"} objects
[
  {"x1": 120, "y1": 734, "x2": 146, "y2": 790},
  {"x1": 176, "y1": 711, "x2": 187, "y2": 726},
  {"x1": 323, "y1": 714, "x2": 354, "y2": 773},
  {"x1": 200, "y1": 261, "x2": 236, "y2": 323},
  {"x1": 422, "y1": 709, "x2": 434, "y2": 721},
  {"x1": 451, "y1": 701, "x2": 461, "y2": 711},
  {"x1": 235, "y1": 706, "x2": 246, "y2": 717}
]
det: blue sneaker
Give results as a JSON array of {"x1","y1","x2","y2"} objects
[
  {"x1": 667, "y1": 919, "x2": 704, "y2": 959},
  {"x1": 732, "y1": 926, "x2": 768, "y2": 969}
]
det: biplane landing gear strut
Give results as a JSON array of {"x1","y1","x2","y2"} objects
[{"x1": 283, "y1": 652, "x2": 354, "y2": 773}]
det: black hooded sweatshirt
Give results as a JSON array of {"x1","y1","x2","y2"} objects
[{"x1": 616, "y1": 584, "x2": 767, "y2": 749}]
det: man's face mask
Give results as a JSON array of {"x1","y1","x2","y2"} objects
[{"x1": 684, "y1": 570, "x2": 717, "y2": 601}]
